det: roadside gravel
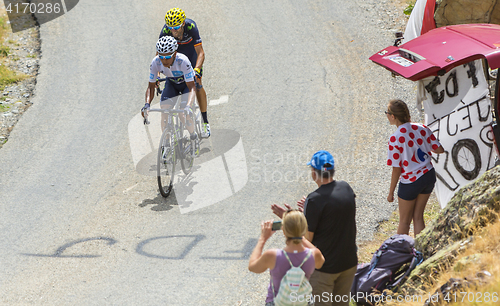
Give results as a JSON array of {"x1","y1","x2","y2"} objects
[
  {"x1": 0, "y1": 5, "x2": 40, "y2": 148},
  {"x1": 329, "y1": 0, "x2": 421, "y2": 242}
]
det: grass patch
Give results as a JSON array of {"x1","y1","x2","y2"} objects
[
  {"x1": 404, "y1": 1, "x2": 416, "y2": 16},
  {"x1": 0, "y1": 64, "x2": 26, "y2": 90},
  {"x1": 0, "y1": 16, "x2": 7, "y2": 40},
  {"x1": 0, "y1": 12, "x2": 25, "y2": 89},
  {"x1": 0, "y1": 45, "x2": 9, "y2": 56},
  {"x1": 0, "y1": 103, "x2": 9, "y2": 112}
]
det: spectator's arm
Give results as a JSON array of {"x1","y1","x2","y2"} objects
[
  {"x1": 248, "y1": 244, "x2": 275, "y2": 273},
  {"x1": 432, "y1": 145, "x2": 444, "y2": 154},
  {"x1": 296, "y1": 196, "x2": 307, "y2": 212},
  {"x1": 312, "y1": 248, "x2": 325, "y2": 269},
  {"x1": 302, "y1": 235, "x2": 324, "y2": 269},
  {"x1": 388, "y1": 167, "x2": 401, "y2": 202},
  {"x1": 271, "y1": 203, "x2": 292, "y2": 219},
  {"x1": 248, "y1": 220, "x2": 276, "y2": 273}
]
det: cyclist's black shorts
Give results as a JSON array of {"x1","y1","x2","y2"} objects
[{"x1": 160, "y1": 81, "x2": 189, "y2": 108}]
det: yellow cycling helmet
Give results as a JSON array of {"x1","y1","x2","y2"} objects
[{"x1": 165, "y1": 8, "x2": 186, "y2": 27}]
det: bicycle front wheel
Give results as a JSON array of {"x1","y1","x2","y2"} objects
[
  {"x1": 179, "y1": 111, "x2": 200, "y2": 174},
  {"x1": 179, "y1": 131, "x2": 195, "y2": 174},
  {"x1": 157, "y1": 129, "x2": 175, "y2": 197}
]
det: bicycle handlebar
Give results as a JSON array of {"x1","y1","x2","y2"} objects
[
  {"x1": 142, "y1": 107, "x2": 192, "y2": 125},
  {"x1": 149, "y1": 108, "x2": 188, "y2": 114}
]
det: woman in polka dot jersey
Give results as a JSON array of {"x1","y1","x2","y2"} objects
[{"x1": 386, "y1": 99, "x2": 444, "y2": 237}]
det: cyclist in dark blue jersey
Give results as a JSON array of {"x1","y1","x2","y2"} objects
[{"x1": 160, "y1": 8, "x2": 210, "y2": 138}]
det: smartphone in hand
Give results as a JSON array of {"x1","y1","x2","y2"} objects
[{"x1": 272, "y1": 221, "x2": 282, "y2": 231}]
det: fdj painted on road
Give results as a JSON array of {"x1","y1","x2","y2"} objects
[{"x1": 23, "y1": 235, "x2": 256, "y2": 260}]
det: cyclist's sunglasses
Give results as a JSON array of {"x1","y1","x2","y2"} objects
[
  {"x1": 167, "y1": 24, "x2": 182, "y2": 30},
  {"x1": 159, "y1": 53, "x2": 175, "y2": 60}
]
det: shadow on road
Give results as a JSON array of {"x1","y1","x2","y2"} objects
[{"x1": 139, "y1": 192, "x2": 178, "y2": 211}]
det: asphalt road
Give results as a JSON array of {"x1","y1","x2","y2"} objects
[{"x1": 0, "y1": 0, "x2": 415, "y2": 305}]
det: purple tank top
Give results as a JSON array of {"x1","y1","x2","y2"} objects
[{"x1": 265, "y1": 248, "x2": 316, "y2": 303}]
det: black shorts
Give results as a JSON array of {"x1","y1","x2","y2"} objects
[
  {"x1": 398, "y1": 168, "x2": 436, "y2": 201},
  {"x1": 160, "y1": 81, "x2": 189, "y2": 108}
]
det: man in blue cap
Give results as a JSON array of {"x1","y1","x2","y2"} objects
[{"x1": 272, "y1": 150, "x2": 357, "y2": 306}]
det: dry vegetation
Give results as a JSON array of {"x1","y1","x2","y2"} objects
[
  {"x1": 0, "y1": 8, "x2": 26, "y2": 91},
  {"x1": 357, "y1": 182, "x2": 500, "y2": 306},
  {"x1": 385, "y1": 219, "x2": 500, "y2": 306}
]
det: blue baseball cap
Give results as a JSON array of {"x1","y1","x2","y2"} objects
[{"x1": 307, "y1": 150, "x2": 335, "y2": 171}]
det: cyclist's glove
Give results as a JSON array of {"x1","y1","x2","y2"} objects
[{"x1": 194, "y1": 68, "x2": 202, "y2": 79}]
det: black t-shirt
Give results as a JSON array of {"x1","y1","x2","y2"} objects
[{"x1": 304, "y1": 180, "x2": 358, "y2": 274}]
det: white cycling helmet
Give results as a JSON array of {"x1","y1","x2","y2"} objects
[{"x1": 156, "y1": 36, "x2": 178, "y2": 54}]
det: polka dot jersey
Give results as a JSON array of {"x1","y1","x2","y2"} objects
[{"x1": 387, "y1": 122, "x2": 441, "y2": 184}]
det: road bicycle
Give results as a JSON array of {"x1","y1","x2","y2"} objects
[
  {"x1": 143, "y1": 98, "x2": 202, "y2": 198},
  {"x1": 154, "y1": 77, "x2": 204, "y2": 140}
]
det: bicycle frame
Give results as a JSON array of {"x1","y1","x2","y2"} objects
[
  {"x1": 145, "y1": 107, "x2": 188, "y2": 157},
  {"x1": 143, "y1": 103, "x2": 200, "y2": 197},
  {"x1": 143, "y1": 77, "x2": 203, "y2": 197},
  {"x1": 153, "y1": 78, "x2": 201, "y2": 138}
]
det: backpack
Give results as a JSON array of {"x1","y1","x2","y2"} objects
[
  {"x1": 350, "y1": 234, "x2": 424, "y2": 305},
  {"x1": 272, "y1": 249, "x2": 313, "y2": 306}
]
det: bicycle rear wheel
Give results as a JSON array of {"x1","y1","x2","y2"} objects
[
  {"x1": 157, "y1": 129, "x2": 175, "y2": 197},
  {"x1": 194, "y1": 107, "x2": 203, "y2": 145}
]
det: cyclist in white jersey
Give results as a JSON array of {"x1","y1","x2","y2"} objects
[{"x1": 142, "y1": 36, "x2": 197, "y2": 139}]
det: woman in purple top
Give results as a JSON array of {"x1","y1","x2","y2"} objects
[{"x1": 248, "y1": 210, "x2": 325, "y2": 305}]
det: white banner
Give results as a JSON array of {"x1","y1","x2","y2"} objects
[{"x1": 418, "y1": 60, "x2": 497, "y2": 207}]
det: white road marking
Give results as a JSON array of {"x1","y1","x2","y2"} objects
[
  {"x1": 123, "y1": 183, "x2": 139, "y2": 194},
  {"x1": 177, "y1": 137, "x2": 248, "y2": 214},
  {"x1": 209, "y1": 95, "x2": 229, "y2": 105},
  {"x1": 61, "y1": 0, "x2": 68, "y2": 13}
]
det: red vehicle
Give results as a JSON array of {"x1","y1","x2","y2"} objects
[{"x1": 370, "y1": 23, "x2": 500, "y2": 153}]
